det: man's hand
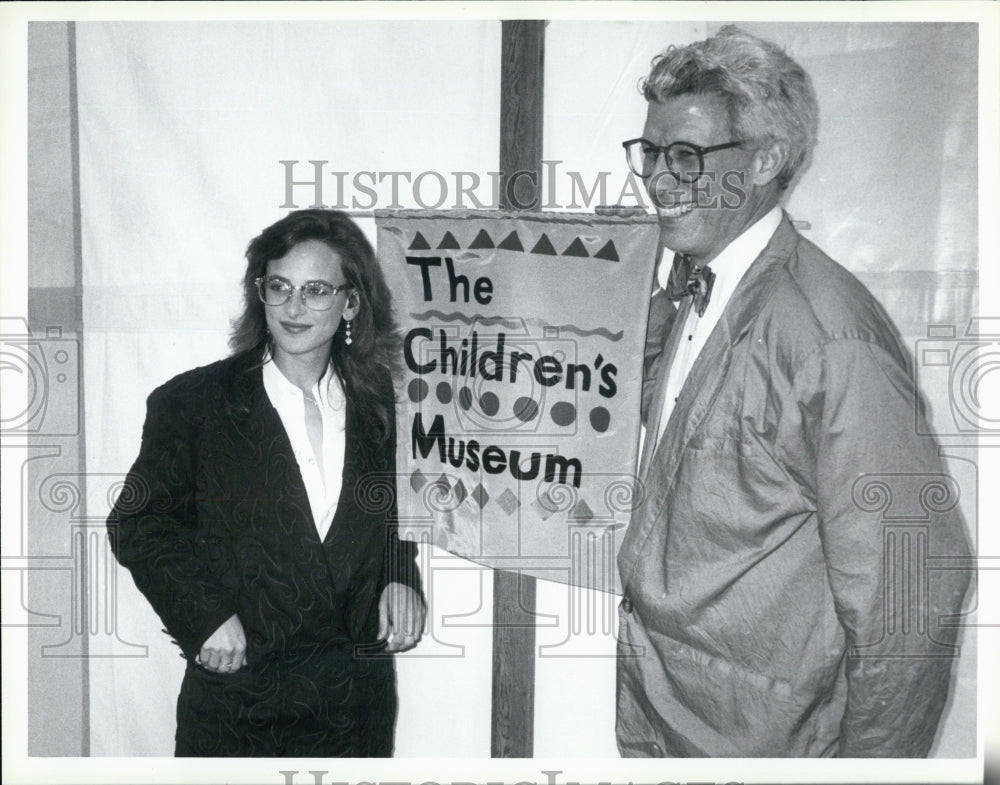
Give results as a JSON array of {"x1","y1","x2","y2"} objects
[
  {"x1": 377, "y1": 582, "x2": 426, "y2": 653},
  {"x1": 197, "y1": 613, "x2": 247, "y2": 673}
]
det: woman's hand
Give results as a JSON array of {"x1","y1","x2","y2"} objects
[
  {"x1": 197, "y1": 613, "x2": 247, "y2": 673},
  {"x1": 378, "y1": 582, "x2": 426, "y2": 653}
]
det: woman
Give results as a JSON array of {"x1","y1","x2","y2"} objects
[{"x1": 107, "y1": 209, "x2": 425, "y2": 757}]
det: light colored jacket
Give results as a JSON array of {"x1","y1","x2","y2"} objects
[{"x1": 616, "y1": 215, "x2": 971, "y2": 757}]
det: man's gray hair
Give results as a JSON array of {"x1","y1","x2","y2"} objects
[{"x1": 642, "y1": 26, "x2": 819, "y2": 191}]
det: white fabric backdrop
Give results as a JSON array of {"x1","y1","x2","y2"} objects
[
  {"x1": 543, "y1": 20, "x2": 979, "y2": 757},
  {"x1": 78, "y1": 20, "x2": 503, "y2": 756},
  {"x1": 78, "y1": 20, "x2": 978, "y2": 758}
]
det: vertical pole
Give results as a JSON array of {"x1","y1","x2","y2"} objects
[
  {"x1": 25, "y1": 20, "x2": 89, "y2": 756},
  {"x1": 492, "y1": 19, "x2": 544, "y2": 758},
  {"x1": 499, "y1": 20, "x2": 545, "y2": 212}
]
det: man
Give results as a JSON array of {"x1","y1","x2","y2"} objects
[{"x1": 616, "y1": 26, "x2": 971, "y2": 757}]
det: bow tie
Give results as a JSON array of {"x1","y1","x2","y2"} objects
[{"x1": 665, "y1": 253, "x2": 715, "y2": 317}]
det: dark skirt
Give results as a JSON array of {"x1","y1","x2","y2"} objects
[{"x1": 174, "y1": 646, "x2": 396, "y2": 757}]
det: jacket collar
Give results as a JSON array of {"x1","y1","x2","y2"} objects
[
  {"x1": 721, "y1": 212, "x2": 799, "y2": 346},
  {"x1": 623, "y1": 213, "x2": 799, "y2": 590},
  {"x1": 220, "y1": 347, "x2": 375, "y2": 545},
  {"x1": 662, "y1": 211, "x2": 796, "y2": 456},
  {"x1": 220, "y1": 347, "x2": 270, "y2": 418}
]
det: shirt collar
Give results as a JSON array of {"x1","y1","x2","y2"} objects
[
  {"x1": 707, "y1": 205, "x2": 783, "y2": 291},
  {"x1": 261, "y1": 349, "x2": 343, "y2": 409},
  {"x1": 658, "y1": 205, "x2": 782, "y2": 292}
]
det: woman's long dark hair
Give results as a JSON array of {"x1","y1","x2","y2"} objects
[{"x1": 230, "y1": 209, "x2": 401, "y2": 441}]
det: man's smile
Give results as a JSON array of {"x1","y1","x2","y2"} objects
[{"x1": 656, "y1": 201, "x2": 697, "y2": 219}]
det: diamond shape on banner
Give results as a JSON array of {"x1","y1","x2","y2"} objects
[
  {"x1": 438, "y1": 231, "x2": 461, "y2": 250},
  {"x1": 536, "y1": 486, "x2": 562, "y2": 512},
  {"x1": 431, "y1": 473, "x2": 452, "y2": 506},
  {"x1": 496, "y1": 488, "x2": 520, "y2": 516},
  {"x1": 409, "y1": 232, "x2": 431, "y2": 250},
  {"x1": 531, "y1": 498, "x2": 556, "y2": 521},
  {"x1": 569, "y1": 499, "x2": 595, "y2": 524},
  {"x1": 498, "y1": 230, "x2": 524, "y2": 251},
  {"x1": 594, "y1": 239, "x2": 619, "y2": 262},
  {"x1": 562, "y1": 237, "x2": 589, "y2": 257},
  {"x1": 410, "y1": 470, "x2": 428, "y2": 492},
  {"x1": 531, "y1": 234, "x2": 558, "y2": 256},
  {"x1": 469, "y1": 229, "x2": 495, "y2": 249},
  {"x1": 451, "y1": 478, "x2": 468, "y2": 504},
  {"x1": 471, "y1": 483, "x2": 490, "y2": 508}
]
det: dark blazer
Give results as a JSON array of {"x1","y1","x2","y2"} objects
[{"x1": 107, "y1": 349, "x2": 421, "y2": 756}]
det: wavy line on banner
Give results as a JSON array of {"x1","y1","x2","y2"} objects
[{"x1": 409, "y1": 310, "x2": 624, "y2": 342}]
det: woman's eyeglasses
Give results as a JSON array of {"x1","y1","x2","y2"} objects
[{"x1": 254, "y1": 276, "x2": 351, "y2": 311}]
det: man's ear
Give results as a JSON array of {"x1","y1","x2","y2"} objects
[{"x1": 751, "y1": 140, "x2": 788, "y2": 187}]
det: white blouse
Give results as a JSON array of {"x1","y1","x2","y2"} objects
[{"x1": 262, "y1": 354, "x2": 346, "y2": 541}]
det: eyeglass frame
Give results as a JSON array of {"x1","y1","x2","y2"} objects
[
  {"x1": 622, "y1": 138, "x2": 744, "y2": 182},
  {"x1": 253, "y1": 275, "x2": 353, "y2": 311}
]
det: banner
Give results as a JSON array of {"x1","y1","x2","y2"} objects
[{"x1": 377, "y1": 210, "x2": 659, "y2": 592}]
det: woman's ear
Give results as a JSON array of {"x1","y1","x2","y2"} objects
[{"x1": 342, "y1": 289, "x2": 361, "y2": 321}]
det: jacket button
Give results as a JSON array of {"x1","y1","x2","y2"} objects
[{"x1": 621, "y1": 596, "x2": 633, "y2": 613}]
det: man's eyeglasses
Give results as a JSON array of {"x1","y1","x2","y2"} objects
[
  {"x1": 254, "y1": 276, "x2": 351, "y2": 311},
  {"x1": 622, "y1": 138, "x2": 743, "y2": 182}
]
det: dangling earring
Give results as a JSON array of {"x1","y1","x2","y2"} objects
[{"x1": 344, "y1": 319, "x2": 353, "y2": 346}]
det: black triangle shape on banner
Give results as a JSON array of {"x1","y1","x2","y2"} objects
[
  {"x1": 469, "y1": 229, "x2": 495, "y2": 249},
  {"x1": 438, "y1": 231, "x2": 461, "y2": 250},
  {"x1": 409, "y1": 232, "x2": 431, "y2": 250},
  {"x1": 594, "y1": 239, "x2": 619, "y2": 262},
  {"x1": 531, "y1": 234, "x2": 558, "y2": 256},
  {"x1": 497, "y1": 230, "x2": 524, "y2": 251},
  {"x1": 562, "y1": 237, "x2": 590, "y2": 257}
]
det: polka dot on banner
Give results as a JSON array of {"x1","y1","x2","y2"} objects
[
  {"x1": 408, "y1": 378, "x2": 428, "y2": 403},
  {"x1": 513, "y1": 396, "x2": 539, "y2": 422},
  {"x1": 550, "y1": 401, "x2": 576, "y2": 426},
  {"x1": 590, "y1": 406, "x2": 611, "y2": 433},
  {"x1": 436, "y1": 381, "x2": 453, "y2": 404},
  {"x1": 479, "y1": 391, "x2": 500, "y2": 417},
  {"x1": 458, "y1": 387, "x2": 473, "y2": 410}
]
